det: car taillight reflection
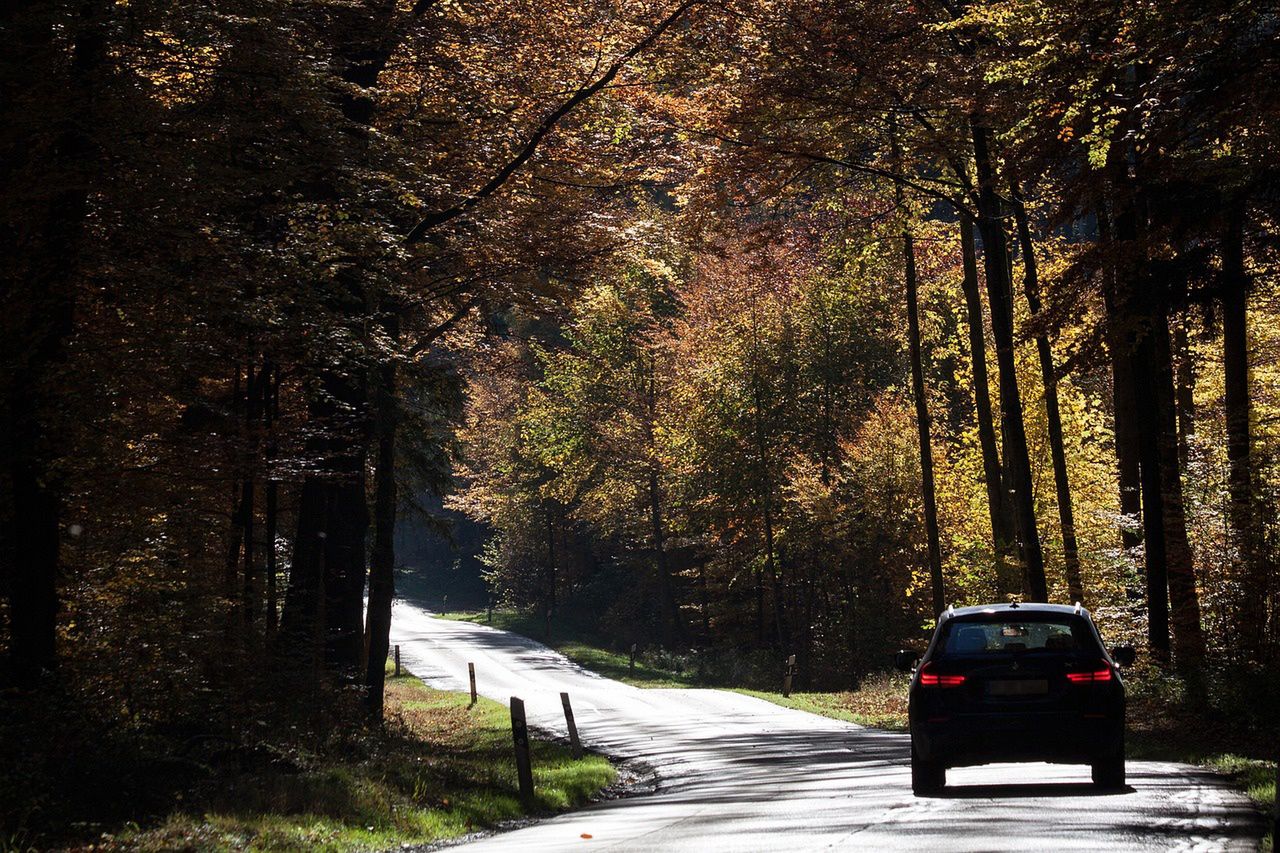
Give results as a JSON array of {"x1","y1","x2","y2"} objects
[
  {"x1": 1065, "y1": 666, "x2": 1112, "y2": 683},
  {"x1": 918, "y1": 661, "x2": 965, "y2": 687}
]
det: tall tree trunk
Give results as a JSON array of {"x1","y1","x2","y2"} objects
[
  {"x1": 751, "y1": 358, "x2": 786, "y2": 649},
  {"x1": 241, "y1": 363, "x2": 260, "y2": 625},
  {"x1": 264, "y1": 365, "x2": 279, "y2": 638},
  {"x1": 842, "y1": 561, "x2": 858, "y2": 687},
  {"x1": 1172, "y1": 316, "x2": 1196, "y2": 474},
  {"x1": 364, "y1": 310, "x2": 398, "y2": 718},
  {"x1": 240, "y1": 476, "x2": 256, "y2": 624},
  {"x1": 265, "y1": 479, "x2": 278, "y2": 636},
  {"x1": 648, "y1": 468, "x2": 684, "y2": 645},
  {"x1": 762, "y1": 484, "x2": 785, "y2": 649},
  {"x1": 1110, "y1": 163, "x2": 1172, "y2": 661},
  {"x1": 698, "y1": 559, "x2": 711, "y2": 637},
  {"x1": 971, "y1": 124, "x2": 1047, "y2": 601},
  {"x1": 281, "y1": 477, "x2": 330, "y2": 667},
  {"x1": 1130, "y1": 319, "x2": 1172, "y2": 663},
  {"x1": 905, "y1": 229, "x2": 946, "y2": 615},
  {"x1": 1222, "y1": 203, "x2": 1265, "y2": 654},
  {"x1": 324, "y1": 434, "x2": 370, "y2": 679},
  {"x1": 2, "y1": 0, "x2": 104, "y2": 685},
  {"x1": 1012, "y1": 192, "x2": 1084, "y2": 604},
  {"x1": 959, "y1": 213, "x2": 1019, "y2": 596},
  {"x1": 224, "y1": 364, "x2": 245, "y2": 608},
  {"x1": 1098, "y1": 211, "x2": 1143, "y2": 556},
  {"x1": 755, "y1": 550, "x2": 765, "y2": 643},
  {"x1": 1153, "y1": 313, "x2": 1206, "y2": 666}
]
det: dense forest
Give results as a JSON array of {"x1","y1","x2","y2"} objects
[{"x1": 2, "y1": 0, "x2": 1279, "y2": 841}]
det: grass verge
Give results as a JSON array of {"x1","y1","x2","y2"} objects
[
  {"x1": 443, "y1": 610, "x2": 697, "y2": 688},
  {"x1": 109, "y1": 666, "x2": 615, "y2": 852}
]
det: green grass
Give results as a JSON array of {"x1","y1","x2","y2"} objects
[
  {"x1": 114, "y1": 666, "x2": 615, "y2": 852},
  {"x1": 733, "y1": 673, "x2": 911, "y2": 731},
  {"x1": 444, "y1": 610, "x2": 697, "y2": 688}
]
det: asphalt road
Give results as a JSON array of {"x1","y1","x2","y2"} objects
[{"x1": 390, "y1": 601, "x2": 1262, "y2": 852}]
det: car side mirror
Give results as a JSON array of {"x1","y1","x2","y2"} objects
[
  {"x1": 894, "y1": 649, "x2": 919, "y2": 673},
  {"x1": 1110, "y1": 645, "x2": 1136, "y2": 668}
]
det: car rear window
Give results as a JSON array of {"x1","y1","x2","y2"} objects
[{"x1": 940, "y1": 616, "x2": 1091, "y2": 655}]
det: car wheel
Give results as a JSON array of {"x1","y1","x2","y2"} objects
[
  {"x1": 1091, "y1": 755, "x2": 1125, "y2": 788},
  {"x1": 911, "y1": 745, "x2": 946, "y2": 795}
]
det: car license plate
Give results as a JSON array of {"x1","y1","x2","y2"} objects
[{"x1": 986, "y1": 679, "x2": 1048, "y2": 696}]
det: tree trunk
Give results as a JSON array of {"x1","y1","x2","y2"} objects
[
  {"x1": 281, "y1": 477, "x2": 330, "y2": 667},
  {"x1": 264, "y1": 364, "x2": 280, "y2": 638},
  {"x1": 1153, "y1": 314, "x2": 1206, "y2": 666},
  {"x1": 971, "y1": 124, "x2": 1047, "y2": 601},
  {"x1": 240, "y1": 476, "x2": 256, "y2": 624},
  {"x1": 1110, "y1": 167, "x2": 1173, "y2": 662},
  {"x1": 1172, "y1": 316, "x2": 1195, "y2": 474},
  {"x1": 241, "y1": 363, "x2": 260, "y2": 625},
  {"x1": 1098, "y1": 211, "x2": 1143, "y2": 556},
  {"x1": 1130, "y1": 319, "x2": 1173, "y2": 663},
  {"x1": 959, "y1": 213, "x2": 1019, "y2": 597},
  {"x1": 1012, "y1": 193, "x2": 1083, "y2": 605},
  {"x1": 762, "y1": 486, "x2": 785, "y2": 649},
  {"x1": 905, "y1": 229, "x2": 946, "y2": 615},
  {"x1": 545, "y1": 507, "x2": 556, "y2": 617},
  {"x1": 2, "y1": 0, "x2": 104, "y2": 686},
  {"x1": 1222, "y1": 204, "x2": 1265, "y2": 655},
  {"x1": 755, "y1": 551, "x2": 765, "y2": 643},
  {"x1": 649, "y1": 468, "x2": 684, "y2": 645},
  {"x1": 265, "y1": 479, "x2": 278, "y2": 636},
  {"x1": 364, "y1": 310, "x2": 398, "y2": 718},
  {"x1": 324, "y1": 455, "x2": 369, "y2": 679}
]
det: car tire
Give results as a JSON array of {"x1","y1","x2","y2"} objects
[
  {"x1": 911, "y1": 745, "x2": 946, "y2": 795},
  {"x1": 1091, "y1": 755, "x2": 1125, "y2": 788}
]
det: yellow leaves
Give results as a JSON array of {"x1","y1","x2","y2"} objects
[{"x1": 128, "y1": 30, "x2": 220, "y2": 107}]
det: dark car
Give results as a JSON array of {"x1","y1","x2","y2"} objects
[{"x1": 896, "y1": 602, "x2": 1135, "y2": 795}]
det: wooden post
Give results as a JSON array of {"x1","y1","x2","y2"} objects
[
  {"x1": 468, "y1": 661, "x2": 477, "y2": 706},
  {"x1": 560, "y1": 692, "x2": 582, "y2": 759},
  {"x1": 394, "y1": 644, "x2": 401, "y2": 677},
  {"x1": 510, "y1": 697, "x2": 535, "y2": 807},
  {"x1": 629, "y1": 643, "x2": 637, "y2": 674},
  {"x1": 487, "y1": 596, "x2": 493, "y2": 624},
  {"x1": 544, "y1": 608, "x2": 551, "y2": 640},
  {"x1": 783, "y1": 654, "x2": 796, "y2": 698}
]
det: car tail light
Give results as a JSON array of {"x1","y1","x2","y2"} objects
[
  {"x1": 1066, "y1": 665, "x2": 1112, "y2": 683},
  {"x1": 918, "y1": 661, "x2": 965, "y2": 687}
]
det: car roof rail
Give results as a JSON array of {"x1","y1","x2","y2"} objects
[
  {"x1": 946, "y1": 604, "x2": 955, "y2": 618},
  {"x1": 1073, "y1": 601, "x2": 1082, "y2": 615}
]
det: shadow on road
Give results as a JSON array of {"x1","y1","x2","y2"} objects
[{"x1": 934, "y1": 781, "x2": 1130, "y2": 798}]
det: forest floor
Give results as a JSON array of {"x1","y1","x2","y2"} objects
[
  {"x1": 4, "y1": 664, "x2": 613, "y2": 853},
  {"x1": 445, "y1": 609, "x2": 1276, "y2": 850}
]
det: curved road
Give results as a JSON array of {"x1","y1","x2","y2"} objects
[{"x1": 390, "y1": 601, "x2": 1262, "y2": 852}]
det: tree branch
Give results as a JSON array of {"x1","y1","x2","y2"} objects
[{"x1": 404, "y1": 0, "x2": 701, "y2": 244}]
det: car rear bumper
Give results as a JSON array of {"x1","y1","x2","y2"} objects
[{"x1": 911, "y1": 711, "x2": 1123, "y2": 766}]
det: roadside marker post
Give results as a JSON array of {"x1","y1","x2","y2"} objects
[
  {"x1": 629, "y1": 643, "x2": 637, "y2": 674},
  {"x1": 783, "y1": 654, "x2": 796, "y2": 698},
  {"x1": 394, "y1": 644, "x2": 401, "y2": 677},
  {"x1": 468, "y1": 662, "x2": 477, "y2": 706},
  {"x1": 510, "y1": 697, "x2": 535, "y2": 807},
  {"x1": 560, "y1": 692, "x2": 583, "y2": 759}
]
